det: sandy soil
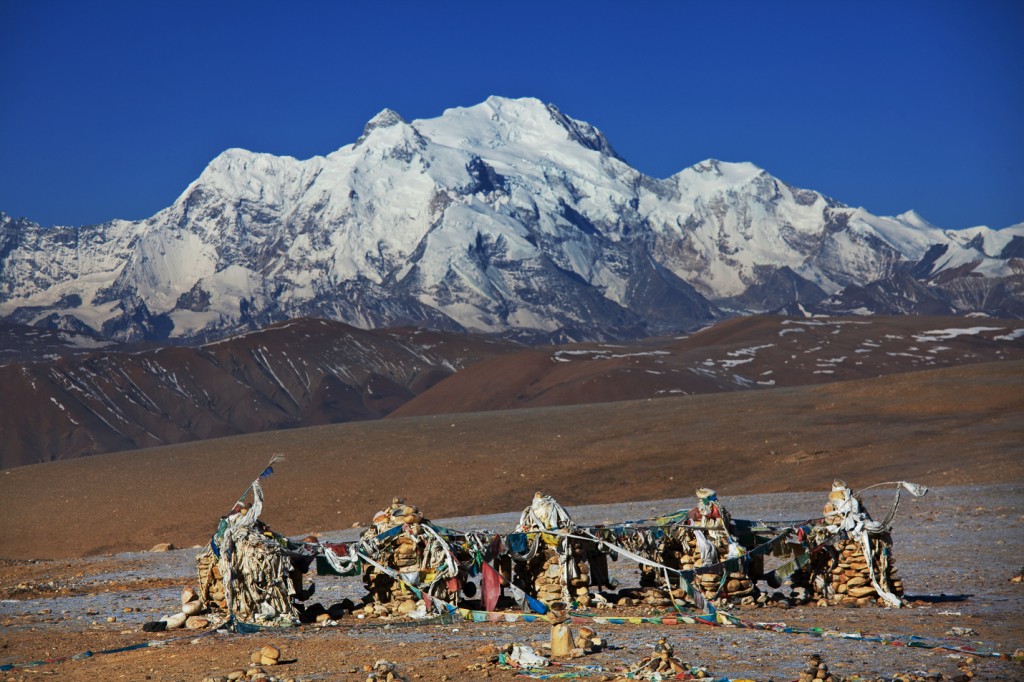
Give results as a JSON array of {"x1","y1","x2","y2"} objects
[{"x1": 1, "y1": 486, "x2": 1022, "y2": 681}]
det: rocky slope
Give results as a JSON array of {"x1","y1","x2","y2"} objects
[
  {"x1": 0, "y1": 319, "x2": 516, "y2": 468},
  {"x1": 1, "y1": 97, "x2": 1021, "y2": 343},
  {"x1": 391, "y1": 315, "x2": 1024, "y2": 416},
  {"x1": 4, "y1": 313, "x2": 1021, "y2": 468}
]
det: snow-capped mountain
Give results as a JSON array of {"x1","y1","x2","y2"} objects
[{"x1": 1, "y1": 96, "x2": 1022, "y2": 342}]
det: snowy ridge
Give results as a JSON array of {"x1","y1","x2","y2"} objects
[{"x1": 1, "y1": 97, "x2": 1022, "y2": 342}]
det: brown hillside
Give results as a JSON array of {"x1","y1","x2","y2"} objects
[
  {"x1": 392, "y1": 315, "x2": 1024, "y2": 416},
  {"x1": 1, "y1": 359, "x2": 1021, "y2": 561}
]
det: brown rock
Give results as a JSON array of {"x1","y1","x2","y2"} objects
[{"x1": 185, "y1": 616, "x2": 210, "y2": 630}]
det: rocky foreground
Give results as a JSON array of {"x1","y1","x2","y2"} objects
[{"x1": 1, "y1": 484, "x2": 1022, "y2": 681}]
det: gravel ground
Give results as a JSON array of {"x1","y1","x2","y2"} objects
[{"x1": 1, "y1": 483, "x2": 1022, "y2": 681}]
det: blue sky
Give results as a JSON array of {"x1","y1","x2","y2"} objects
[{"x1": 1, "y1": 1, "x2": 1021, "y2": 230}]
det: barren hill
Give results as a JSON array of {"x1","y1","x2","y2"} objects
[
  {"x1": 3, "y1": 315, "x2": 1021, "y2": 470},
  {"x1": 1, "y1": 359, "x2": 1020, "y2": 560},
  {"x1": 392, "y1": 315, "x2": 1024, "y2": 415},
  {"x1": 0, "y1": 319, "x2": 516, "y2": 468}
]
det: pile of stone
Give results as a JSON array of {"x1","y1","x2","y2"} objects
[
  {"x1": 362, "y1": 523, "x2": 428, "y2": 614},
  {"x1": 633, "y1": 489, "x2": 757, "y2": 606},
  {"x1": 251, "y1": 645, "x2": 282, "y2": 667},
  {"x1": 359, "y1": 498, "x2": 466, "y2": 615},
  {"x1": 200, "y1": 645, "x2": 295, "y2": 682},
  {"x1": 825, "y1": 532, "x2": 904, "y2": 605},
  {"x1": 197, "y1": 551, "x2": 226, "y2": 610},
  {"x1": 513, "y1": 492, "x2": 598, "y2": 607},
  {"x1": 520, "y1": 536, "x2": 595, "y2": 607},
  {"x1": 792, "y1": 481, "x2": 905, "y2": 607},
  {"x1": 573, "y1": 625, "x2": 604, "y2": 653},
  {"x1": 365, "y1": 659, "x2": 404, "y2": 682},
  {"x1": 193, "y1": 489, "x2": 309, "y2": 625},
  {"x1": 615, "y1": 637, "x2": 711, "y2": 680},
  {"x1": 798, "y1": 654, "x2": 837, "y2": 682},
  {"x1": 368, "y1": 497, "x2": 424, "y2": 535},
  {"x1": 679, "y1": 529, "x2": 757, "y2": 605},
  {"x1": 146, "y1": 586, "x2": 213, "y2": 632}
]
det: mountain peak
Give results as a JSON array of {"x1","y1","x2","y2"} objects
[
  {"x1": 356, "y1": 108, "x2": 408, "y2": 144},
  {"x1": 675, "y1": 159, "x2": 766, "y2": 186},
  {"x1": 484, "y1": 94, "x2": 546, "y2": 109},
  {"x1": 895, "y1": 209, "x2": 934, "y2": 229},
  {"x1": 419, "y1": 96, "x2": 621, "y2": 160}
]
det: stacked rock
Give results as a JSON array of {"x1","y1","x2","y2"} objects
[
  {"x1": 621, "y1": 637, "x2": 714, "y2": 679},
  {"x1": 514, "y1": 492, "x2": 595, "y2": 607},
  {"x1": 525, "y1": 542, "x2": 569, "y2": 605},
  {"x1": 638, "y1": 536, "x2": 684, "y2": 590},
  {"x1": 798, "y1": 654, "x2": 837, "y2": 682},
  {"x1": 361, "y1": 499, "x2": 428, "y2": 614},
  {"x1": 196, "y1": 550, "x2": 226, "y2": 609},
  {"x1": 360, "y1": 498, "x2": 466, "y2": 615},
  {"x1": 365, "y1": 659, "x2": 402, "y2": 682},
  {"x1": 678, "y1": 489, "x2": 757, "y2": 605},
  {"x1": 574, "y1": 625, "x2": 604, "y2": 653},
  {"x1": 521, "y1": 537, "x2": 594, "y2": 607},
  {"x1": 369, "y1": 497, "x2": 424, "y2": 534},
  {"x1": 794, "y1": 481, "x2": 905, "y2": 606},
  {"x1": 250, "y1": 645, "x2": 281, "y2": 667},
  {"x1": 828, "y1": 531, "x2": 904, "y2": 605},
  {"x1": 193, "y1": 493, "x2": 307, "y2": 626}
]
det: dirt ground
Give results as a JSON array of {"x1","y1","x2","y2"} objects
[
  {"x1": 2, "y1": 485, "x2": 1022, "y2": 682},
  {"x1": 1, "y1": 360, "x2": 1022, "y2": 680}
]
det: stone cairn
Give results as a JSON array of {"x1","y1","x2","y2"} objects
[
  {"x1": 197, "y1": 550, "x2": 226, "y2": 610},
  {"x1": 791, "y1": 480, "x2": 904, "y2": 606},
  {"x1": 798, "y1": 654, "x2": 837, "y2": 682},
  {"x1": 360, "y1": 498, "x2": 463, "y2": 615},
  {"x1": 514, "y1": 492, "x2": 596, "y2": 608},
  {"x1": 194, "y1": 494, "x2": 307, "y2": 625},
  {"x1": 618, "y1": 637, "x2": 712, "y2": 680},
  {"x1": 639, "y1": 489, "x2": 757, "y2": 606}
]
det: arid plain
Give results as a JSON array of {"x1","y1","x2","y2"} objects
[{"x1": 1, "y1": 318, "x2": 1022, "y2": 681}]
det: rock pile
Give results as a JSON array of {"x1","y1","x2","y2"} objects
[
  {"x1": 365, "y1": 659, "x2": 403, "y2": 682},
  {"x1": 360, "y1": 498, "x2": 426, "y2": 614},
  {"x1": 359, "y1": 498, "x2": 465, "y2": 615},
  {"x1": 634, "y1": 489, "x2": 757, "y2": 606},
  {"x1": 193, "y1": 486, "x2": 312, "y2": 626},
  {"x1": 520, "y1": 536, "x2": 595, "y2": 607},
  {"x1": 616, "y1": 636, "x2": 710, "y2": 680},
  {"x1": 573, "y1": 625, "x2": 603, "y2": 653},
  {"x1": 251, "y1": 644, "x2": 282, "y2": 667},
  {"x1": 792, "y1": 481, "x2": 905, "y2": 607},
  {"x1": 197, "y1": 551, "x2": 226, "y2": 609},
  {"x1": 798, "y1": 653, "x2": 837, "y2": 682},
  {"x1": 199, "y1": 645, "x2": 295, "y2": 682},
  {"x1": 828, "y1": 532, "x2": 903, "y2": 605},
  {"x1": 513, "y1": 492, "x2": 599, "y2": 607},
  {"x1": 145, "y1": 586, "x2": 213, "y2": 632}
]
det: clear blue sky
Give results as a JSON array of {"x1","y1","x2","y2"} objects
[{"x1": 1, "y1": 1, "x2": 1021, "y2": 230}]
